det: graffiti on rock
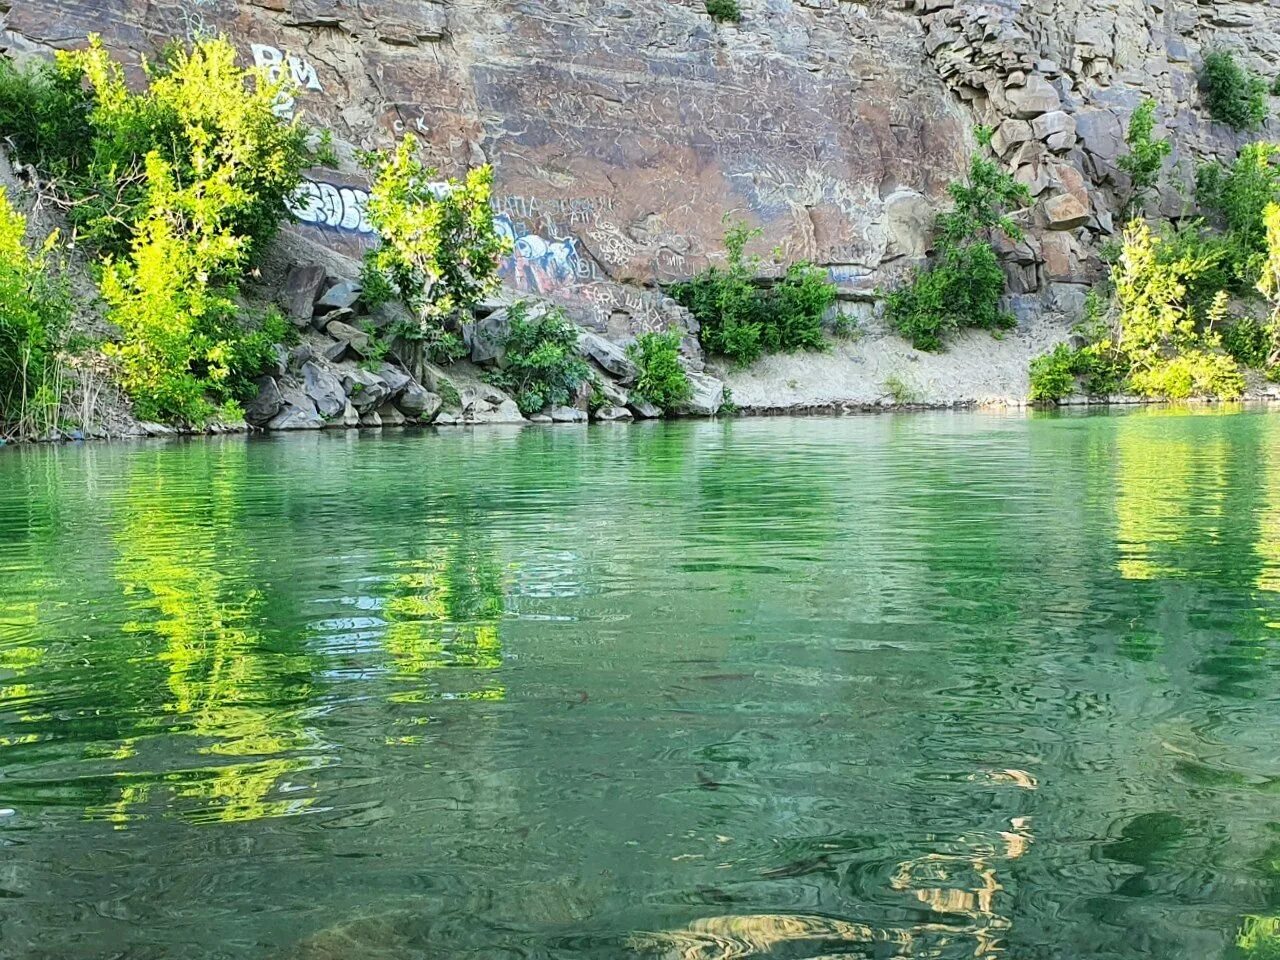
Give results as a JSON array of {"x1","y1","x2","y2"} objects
[
  {"x1": 289, "y1": 180, "x2": 374, "y2": 234},
  {"x1": 287, "y1": 182, "x2": 602, "y2": 298},
  {"x1": 495, "y1": 214, "x2": 591, "y2": 296},
  {"x1": 251, "y1": 43, "x2": 323, "y2": 118}
]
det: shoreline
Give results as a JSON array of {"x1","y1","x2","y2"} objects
[{"x1": 6, "y1": 395, "x2": 1279, "y2": 448}]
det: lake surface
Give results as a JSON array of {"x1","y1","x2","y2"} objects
[{"x1": 1, "y1": 410, "x2": 1279, "y2": 959}]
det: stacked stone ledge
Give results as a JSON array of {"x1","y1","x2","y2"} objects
[{"x1": 243, "y1": 264, "x2": 725, "y2": 431}]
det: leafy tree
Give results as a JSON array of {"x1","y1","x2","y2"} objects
[
  {"x1": 669, "y1": 219, "x2": 834, "y2": 365},
  {"x1": 1117, "y1": 99, "x2": 1172, "y2": 215},
  {"x1": 483, "y1": 303, "x2": 590, "y2": 415},
  {"x1": 0, "y1": 36, "x2": 319, "y2": 427},
  {"x1": 1200, "y1": 51, "x2": 1268, "y2": 131},
  {"x1": 361, "y1": 135, "x2": 509, "y2": 367},
  {"x1": 885, "y1": 133, "x2": 1030, "y2": 351},
  {"x1": 0, "y1": 188, "x2": 70, "y2": 438},
  {"x1": 627, "y1": 330, "x2": 692, "y2": 411}
]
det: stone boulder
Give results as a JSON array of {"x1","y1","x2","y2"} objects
[
  {"x1": 281, "y1": 265, "x2": 327, "y2": 326},
  {"x1": 1043, "y1": 193, "x2": 1090, "y2": 230},
  {"x1": 397, "y1": 381, "x2": 442, "y2": 421},
  {"x1": 629, "y1": 399, "x2": 663, "y2": 419},
  {"x1": 550, "y1": 405, "x2": 588, "y2": 423},
  {"x1": 463, "y1": 309, "x2": 512, "y2": 364},
  {"x1": 326, "y1": 319, "x2": 372, "y2": 355},
  {"x1": 301, "y1": 360, "x2": 346, "y2": 419},
  {"x1": 338, "y1": 365, "x2": 391, "y2": 413},
  {"x1": 578, "y1": 331, "x2": 639, "y2": 383},
  {"x1": 268, "y1": 382, "x2": 324, "y2": 430},
  {"x1": 594, "y1": 405, "x2": 634, "y2": 421},
  {"x1": 315, "y1": 280, "x2": 362, "y2": 315},
  {"x1": 682, "y1": 371, "x2": 725, "y2": 416},
  {"x1": 244, "y1": 376, "x2": 283, "y2": 425},
  {"x1": 377, "y1": 402, "x2": 408, "y2": 426}
]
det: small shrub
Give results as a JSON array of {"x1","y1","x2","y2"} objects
[
  {"x1": 1127, "y1": 348, "x2": 1244, "y2": 399},
  {"x1": 0, "y1": 56, "x2": 92, "y2": 181},
  {"x1": 882, "y1": 374, "x2": 919, "y2": 405},
  {"x1": 884, "y1": 240, "x2": 1014, "y2": 351},
  {"x1": 0, "y1": 188, "x2": 70, "y2": 438},
  {"x1": 885, "y1": 141, "x2": 1030, "y2": 351},
  {"x1": 669, "y1": 219, "x2": 834, "y2": 365},
  {"x1": 361, "y1": 135, "x2": 509, "y2": 367},
  {"x1": 705, "y1": 0, "x2": 742, "y2": 22},
  {"x1": 1200, "y1": 50, "x2": 1268, "y2": 131},
  {"x1": 1028, "y1": 343, "x2": 1079, "y2": 403},
  {"x1": 1117, "y1": 99, "x2": 1172, "y2": 215},
  {"x1": 483, "y1": 303, "x2": 590, "y2": 416},
  {"x1": 1273, "y1": 75, "x2": 1280, "y2": 97},
  {"x1": 627, "y1": 330, "x2": 692, "y2": 412}
]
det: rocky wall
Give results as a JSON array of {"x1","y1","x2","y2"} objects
[{"x1": 3, "y1": 0, "x2": 1279, "y2": 338}]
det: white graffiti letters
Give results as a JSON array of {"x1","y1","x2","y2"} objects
[
  {"x1": 289, "y1": 180, "x2": 374, "y2": 234},
  {"x1": 251, "y1": 43, "x2": 323, "y2": 118}
]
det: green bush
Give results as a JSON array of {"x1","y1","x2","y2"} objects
[
  {"x1": 1028, "y1": 343, "x2": 1079, "y2": 403},
  {"x1": 483, "y1": 303, "x2": 590, "y2": 416},
  {"x1": 669, "y1": 220, "x2": 834, "y2": 365},
  {"x1": 705, "y1": 0, "x2": 742, "y2": 22},
  {"x1": 885, "y1": 241, "x2": 1014, "y2": 352},
  {"x1": 0, "y1": 56, "x2": 92, "y2": 181},
  {"x1": 626, "y1": 330, "x2": 692, "y2": 412},
  {"x1": 885, "y1": 141, "x2": 1030, "y2": 351},
  {"x1": 1222, "y1": 315, "x2": 1277, "y2": 369},
  {"x1": 0, "y1": 188, "x2": 70, "y2": 438},
  {"x1": 1197, "y1": 143, "x2": 1280, "y2": 290},
  {"x1": 1200, "y1": 51, "x2": 1268, "y2": 131},
  {"x1": 1117, "y1": 99, "x2": 1172, "y2": 215},
  {"x1": 361, "y1": 134, "x2": 509, "y2": 367}
]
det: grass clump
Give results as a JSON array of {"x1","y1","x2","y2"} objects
[
  {"x1": 669, "y1": 219, "x2": 835, "y2": 366},
  {"x1": 483, "y1": 303, "x2": 590, "y2": 416},
  {"x1": 360, "y1": 134, "x2": 509, "y2": 369},
  {"x1": 884, "y1": 128, "x2": 1031, "y2": 352},
  {"x1": 705, "y1": 0, "x2": 742, "y2": 22},
  {"x1": 1200, "y1": 51, "x2": 1268, "y2": 132},
  {"x1": 626, "y1": 330, "x2": 692, "y2": 412},
  {"x1": 0, "y1": 188, "x2": 71, "y2": 439},
  {"x1": 1196, "y1": 142, "x2": 1280, "y2": 291}
]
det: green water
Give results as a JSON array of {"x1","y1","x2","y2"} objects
[{"x1": 1, "y1": 411, "x2": 1280, "y2": 959}]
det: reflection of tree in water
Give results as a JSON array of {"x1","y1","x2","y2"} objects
[
  {"x1": 90, "y1": 446, "x2": 322, "y2": 826},
  {"x1": 381, "y1": 528, "x2": 507, "y2": 705}
]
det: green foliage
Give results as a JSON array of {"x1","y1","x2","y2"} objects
[
  {"x1": 0, "y1": 56, "x2": 92, "y2": 181},
  {"x1": 1196, "y1": 142, "x2": 1280, "y2": 290},
  {"x1": 1200, "y1": 50, "x2": 1268, "y2": 131},
  {"x1": 1028, "y1": 343, "x2": 1079, "y2": 403},
  {"x1": 483, "y1": 303, "x2": 590, "y2": 416},
  {"x1": 1117, "y1": 99, "x2": 1172, "y2": 214},
  {"x1": 361, "y1": 134, "x2": 509, "y2": 364},
  {"x1": 1222, "y1": 315, "x2": 1277, "y2": 369},
  {"x1": 885, "y1": 240, "x2": 1014, "y2": 351},
  {"x1": 705, "y1": 0, "x2": 742, "y2": 22},
  {"x1": 669, "y1": 219, "x2": 835, "y2": 365},
  {"x1": 4, "y1": 37, "x2": 316, "y2": 260},
  {"x1": 626, "y1": 330, "x2": 692, "y2": 412},
  {"x1": 0, "y1": 36, "x2": 321, "y2": 427},
  {"x1": 0, "y1": 188, "x2": 71, "y2": 438},
  {"x1": 885, "y1": 144, "x2": 1030, "y2": 351}
]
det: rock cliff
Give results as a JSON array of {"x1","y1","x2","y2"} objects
[{"x1": 4, "y1": 0, "x2": 1280, "y2": 410}]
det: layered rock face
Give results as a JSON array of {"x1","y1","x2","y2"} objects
[{"x1": 3, "y1": 0, "x2": 1279, "y2": 338}]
